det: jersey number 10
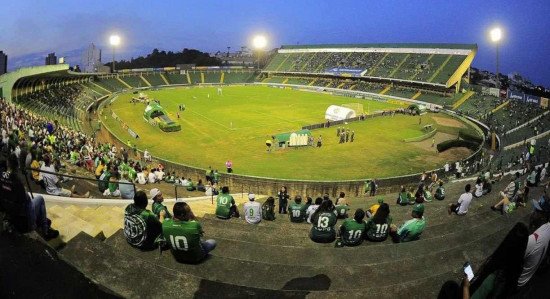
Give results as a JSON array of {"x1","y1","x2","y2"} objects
[{"x1": 170, "y1": 235, "x2": 189, "y2": 251}]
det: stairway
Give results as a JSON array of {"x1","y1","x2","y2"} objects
[{"x1": 452, "y1": 90, "x2": 475, "y2": 109}]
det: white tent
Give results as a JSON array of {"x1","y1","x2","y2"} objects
[{"x1": 325, "y1": 105, "x2": 356, "y2": 121}]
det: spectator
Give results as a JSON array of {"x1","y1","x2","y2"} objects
[
  {"x1": 277, "y1": 186, "x2": 289, "y2": 214},
  {"x1": 150, "y1": 188, "x2": 170, "y2": 221},
  {"x1": 366, "y1": 198, "x2": 384, "y2": 218},
  {"x1": 143, "y1": 149, "x2": 151, "y2": 162},
  {"x1": 162, "y1": 201, "x2": 216, "y2": 264},
  {"x1": 448, "y1": 184, "x2": 473, "y2": 215},
  {"x1": 186, "y1": 178, "x2": 196, "y2": 191},
  {"x1": 261, "y1": 196, "x2": 276, "y2": 221},
  {"x1": 105, "y1": 172, "x2": 121, "y2": 197},
  {"x1": 225, "y1": 160, "x2": 233, "y2": 173},
  {"x1": 338, "y1": 208, "x2": 367, "y2": 247},
  {"x1": 148, "y1": 168, "x2": 157, "y2": 184},
  {"x1": 390, "y1": 204, "x2": 426, "y2": 243},
  {"x1": 517, "y1": 212, "x2": 550, "y2": 289},
  {"x1": 365, "y1": 203, "x2": 392, "y2": 242},
  {"x1": 123, "y1": 190, "x2": 163, "y2": 250},
  {"x1": 468, "y1": 223, "x2": 529, "y2": 298},
  {"x1": 288, "y1": 195, "x2": 306, "y2": 223},
  {"x1": 30, "y1": 151, "x2": 45, "y2": 189},
  {"x1": 303, "y1": 196, "x2": 313, "y2": 212},
  {"x1": 526, "y1": 167, "x2": 537, "y2": 187},
  {"x1": 397, "y1": 185, "x2": 412, "y2": 205},
  {"x1": 196, "y1": 179, "x2": 206, "y2": 192},
  {"x1": 309, "y1": 199, "x2": 337, "y2": 243},
  {"x1": 154, "y1": 167, "x2": 165, "y2": 182},
  {"x1": 136, "y1": 168, "x2": 147, "y2": 185},
  {"x1": 434, "y1": 181, "x2": 446, "y2": 201},
  {"x1": 306, "y1": 197, "x2": 323, "y2": 223},
  {"x1": 215, "y1": 186, "x2": 239, "y2": 219},
  {"x1": 335, "y1": 192, "x2": 347, "y2": 205},
  {"x1": 369, "y1": 179, "x2": 378, "y2": 196},
  {"x1": 0, "y1": 153, "x2": 59, "y2": 240},
  {"x1": 118, "y1": 172, "x2": 135, "y2": 199},
  {"x1": 490, "y1": 192, "x2": 514, "y2": 215},
  {"x1": 41, "y1": 155, "x2": 89, "y2": 198},
  {"x1": 474, "y1": 178, "x2": 484, "y2": 198},
  {"x1": 243, "y1": 193, "x2": 261, "y2": 224},
  {"x1": 415, "y1": 184, "x2": 426, "y2": 203}
]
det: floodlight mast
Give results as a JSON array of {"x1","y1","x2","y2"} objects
[
  {"x1": 110, "y1": 35, "x2": 121, "y2": 73},
  {"x1": 490, "y1": 28, "x2": 502, "y2": 90},
  {"x1": 253, "y1": 35, "x2": 267, "y2": 69}
]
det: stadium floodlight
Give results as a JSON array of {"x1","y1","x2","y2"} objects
[
  {"x1": 253, "y1": 35, "x2": 267, "y2": 50},
  {"x1": 252, "y1": 35, "x2": 267, "y2": 69},
  {"x1": 109, "y1": 34, "x2": 121, "y2": 73},
  {"x1": 489, "y1": 27, "x2": 503, "y2": 89}
]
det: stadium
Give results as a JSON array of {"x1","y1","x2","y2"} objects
[{"x1": 1, "y1": 3, "x2": 550, "y2": 299}]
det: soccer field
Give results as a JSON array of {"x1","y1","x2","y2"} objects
[{"x1": 103, "y1": 85, "x2": 472, "y2": 180}]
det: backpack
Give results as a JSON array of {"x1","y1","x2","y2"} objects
[
  {"x1": 124, "y1": 214, "x2": 147, "y2": 248},
  {"x1": 98, "y1": 172, "x2": 110, "y2": 193}
]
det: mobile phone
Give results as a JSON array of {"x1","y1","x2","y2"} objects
[{"x1": 464, "y1": 262, "x2": 474, "y2": 281}]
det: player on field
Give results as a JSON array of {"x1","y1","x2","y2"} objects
[
  {"x1": 309, "y1": 199, "x2": 337, "y2": 243},
  {"x1": 215, "y1": 186, "x2": 239, "y2": 219},
  {"x1": 365, "y1": 203, "x2": 392, "y2": 242},
  {"x1": 162, "y1": 202, "x2": 216, "y2": 264},
  {"x1": 288, "y1": 195, "x2": 307, "y2": 223},
  {"x1": 243, "y1": 193, "x2": 261, "y2": 224},
  {"x1": 338, "y1": 208, "x2": 367, "y2": 247},
  {"x1": 124, "y1": 190, "x2": 163, "y2": 249}
]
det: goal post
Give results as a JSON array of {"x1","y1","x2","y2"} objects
[{"x1": 342, "y1": 103, "x2": 364, "y2": 115}]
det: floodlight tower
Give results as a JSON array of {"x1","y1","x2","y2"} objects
[
  {"x1": 252, "y1": 35, "x2": 267, "y2": 69},
  {"x1": 490, "y1": 27, "x2": 502, "y2": 89},
  {"x1": 109, "y1": 34, "x2": 121, "y2": 73}
]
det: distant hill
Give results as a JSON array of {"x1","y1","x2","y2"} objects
[{"x1": 107, "y1": 48, "x2": 222, "y2": 69}]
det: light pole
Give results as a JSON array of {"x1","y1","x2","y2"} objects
[
  {"x1": 490, "y1": 27, "x2": 502, "y2": 90},
  {"x1": 252, "y1": 35, "x2": 267, "y2": 70},
  {"x1": 109, "y1": 35, "x2": 121, "y2": 73}
]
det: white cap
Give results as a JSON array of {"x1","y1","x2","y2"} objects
[
  {"x1": 150, "y1": 188, "x2": 161, "y2": 199},
  {"x1": 248, "y1": 193, "x2": 255, "y2": 200}
]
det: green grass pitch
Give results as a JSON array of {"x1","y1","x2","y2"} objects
[{"x1": 103, "y1": 85, "x2": 469, "y2": 180}]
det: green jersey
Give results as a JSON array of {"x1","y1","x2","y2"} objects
[
  {"x1": 397, "y1": 192, "x2": 410, "y2": 205},
  {"x1": 435, "y1": 186, "x2": 445, "y2": 200},
  {"x1": 310, "y1": 212, "x2": 337, "y2": 241},
  {"x1": 70, "y1": 151, "x2": 79, "y2": 164},
  {"x1": 340, "y1": 219, "x2": 367, "y2": 246},
  {"x1": 162, "y1": 219, "x2": 205, "y2": 263},
  {"x1": 335, "y1": 204, "x2": 350, "y2": 218},
  {"x1": 397, "y1": 217, "x2": 426, "y2": 242},
  {"x1": 365, "y1": 216, "x2": 392, "y2": 242},
  {"x1": 128, "y1": 167, "x2": 137, "y2": 181},
  {"x1": 152, "y1": 202, "x2": 172, "y2": 219},
  {"x1": 215, "y1": 193, "x2": 234, "y2": 219},
  {"x1": 288, "y1": 203, "x2": 306, "y2": 222}
]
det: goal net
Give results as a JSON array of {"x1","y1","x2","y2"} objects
[{"x1": 342, "y1": 103, "x2": 364, "y2": 115}]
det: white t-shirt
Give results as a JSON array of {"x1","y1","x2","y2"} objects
[
  {"x1": 148, "y1": 172, "x2": 156, "y2": 184},
  {"x1": 541, "y1": 167, "x2": 547, "y2": 181},
  {"x1": 518, "y1": 223, "x2": 550, "y2": 287},
  {"x1": 243, "y1": 201, "x2": 262, "y2": 224},
  {"x1": 444, "y1": 163, "x2": 450, "y2": 172},
  {"x1": 457, "y1": 192, "x2": 473, "y2": 215},
  {"x1": 136, "y1": 172, "x2": 147, "y2": 185},
  {"x1": 474, "y1": 183, "x2": 483, "y2": 197},
  {"x1": 155, "y1": 170, "x2": 164, "y2": 181},
  {"x1": 306, "y1": 204, "x2": 319, "y2": 223}
]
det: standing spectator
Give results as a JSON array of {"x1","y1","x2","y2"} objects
[
  {"x1": 369, "y1": 179, "x2": 378, "y2": 197},
  {"x1": 151, "y1": 188, "x2": 170, "y2": 221},
  {"x1": 162, "y1": 202, "x2": 216, "y2": 264},
  {"x1": 338, "y1": 208, "x2": 367, "y2": 247},
  {"x1": 123, "y1": 191, "x2": 163, "y2": 250},
  {"x1": 365, "y1": 203, "x2": 392, "y2": 242},
  {"x1": 448, "y1": 184, "x2": 473, "y2": 215},
  {"x1": 243, "y1": 193, "x2": 261, "y2": 224},
  {"x1": 225, "y1": 160, "x2": 233, "y2": 173},
  {"x1": 390, "y1": 204, "x2": 426, "y2": 243},
  {"x1": 309, "y1": 200, "x2": 337, "y2": 243},
  {"x1": 215, "y1": 186, "x2": 239, "y2": 219},
  {"x1": 288, "y1": 195, "x2": 306, "y2": 223},
  {"x1": 261, "y1": 196, "x2": 276, "y2": 221},
  {"x1": 277, "y1": 186, "x2": 289, "y2": 214}
]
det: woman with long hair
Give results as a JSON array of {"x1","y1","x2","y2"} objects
[
  {"x1": 262, "y1": 196, "x2": 276, "y2": 221},
  {"x1": 468, "y1": 222, "x2": 529, "y2": 298},
  {"x1": 309, "y1": 199, "x2": 337, "y2": 243},
  {"x1": 365, "y1": 203, "x2": 392, "y2": 242}
]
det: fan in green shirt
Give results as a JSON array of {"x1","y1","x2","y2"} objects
[
  {"x1": 150, "y1": 188, "x2": 171, "y2": 221},
  {"x1": 390, "y1": 204, "x2": 426, "y2": 243},
  {"x1": 288, "y1": 195, "x2": 307, "y2": 223},
  {"x1": 364, "y1": 203, "x2": 392, "y2": 242},
  {"x1": 309, "y1": 200, "x2": 338, "y2": 243},
  {"x1": 339, "y1": 209, "x2": 367, "y2": 246},
  {"x1": 215, "y1": 186, "x2": 238, "y2": 219},
  {"x1": 434, "y1": 182, "x2": 446, "y2": 200},
  {"x1": 162, "y1": 202, "x2": 217, "y2": 264},
  {"x1": 335, "y1": 204, "x2": 350, "y2": 219}
]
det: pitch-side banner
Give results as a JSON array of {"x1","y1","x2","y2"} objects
[
  {"x1": 481, "y1": 87, "x2": 499, "y2": 97},
  {"x1": 541, "y1": 97, "x2": 549, "y2": 108},
  {"x1": 526, "y1": 94, "x2": 540, "y2": 105},
  {"x1": 324, "y1": 67, "x2": 364, "y2": 77},
  {"x1": 508, "y1": 90, "x2": 525, "y2": 102}
]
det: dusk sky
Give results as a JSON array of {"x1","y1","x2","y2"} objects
[{"x1": 1, "y1": 1, "x2": 549, "y2": 86}]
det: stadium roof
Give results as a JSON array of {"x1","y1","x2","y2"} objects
[{"x1": 280, "y1": 43, "x2": 477, "y2": 50}]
